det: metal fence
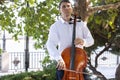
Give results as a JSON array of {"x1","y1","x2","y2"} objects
[
  {"x1": 1, "y1": 51, "x2": 46, "y2": 72},
  {"x1": 0, "y1": 51, "x2": 120, "y2": 72}
]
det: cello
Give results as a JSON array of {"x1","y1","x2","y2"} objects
[{"x1": 61, "y1": 14, "x2": 88, "y2": 80}]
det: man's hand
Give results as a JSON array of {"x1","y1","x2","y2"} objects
[
  {"x1": 74, "y1": 38, "x2": 84, "y2": 45},
  {"x1": 56, "y1": 59, "x2": 65, "y2": 70}
]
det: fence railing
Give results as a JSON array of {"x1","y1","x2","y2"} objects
[
  {"x1": 0, "y1": 51, "x2": 46, "y2": 72},
  {"x1": 0, "y1": 51, "x2": 119, "y2": 72}
]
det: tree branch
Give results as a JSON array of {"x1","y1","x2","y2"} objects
[
  {"x1": 88, "y1": 2, "x2": 120, "y2": 15},
  {"x1": 94, "y1": 38, "x2": 115, "y2": 68}
]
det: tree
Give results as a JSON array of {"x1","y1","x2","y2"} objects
[{"x1": 0, "y1": 0, "x2": 59, "y2": 49}]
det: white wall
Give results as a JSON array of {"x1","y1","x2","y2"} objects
[{"x1": 0, "y1": 31, "x2": 43, "y2": 52}]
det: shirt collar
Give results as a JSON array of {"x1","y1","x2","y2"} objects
[{"x1": 60, "y1": 17, "x2": 68, "y2": 24}]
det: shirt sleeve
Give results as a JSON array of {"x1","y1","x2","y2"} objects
[
  {"x1": 82, "y1": 22, "x2": 94, "y2": 47},
  {"x1": 46, "y1": 25, "x2": 63, "y2": 61}
]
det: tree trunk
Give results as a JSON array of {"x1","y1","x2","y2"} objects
[{"x1": 115, "y1": 64, "x2": 120, "y2": 80}]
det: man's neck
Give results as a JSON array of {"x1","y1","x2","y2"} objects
[{"x1": 62, "y1": 17, "x2": 70, "y2": 22}]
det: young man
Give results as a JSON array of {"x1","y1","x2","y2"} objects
[{"x1": 46, "y1": 0, "x2": 94, "y2": 80}]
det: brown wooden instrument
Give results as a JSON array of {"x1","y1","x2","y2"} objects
[{"x1": 61, "y1": 15, "x2": 88, "y2": 80}]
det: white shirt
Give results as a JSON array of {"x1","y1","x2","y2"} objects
[{"x1": 46, "y1": 18, "x2": 94, "y2": 61}]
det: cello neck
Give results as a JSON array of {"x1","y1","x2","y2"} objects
[{"x1": 70, "y1": 15, "x2": 77, "y2": 70}]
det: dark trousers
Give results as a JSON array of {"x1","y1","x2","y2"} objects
[
  {"x1": 56, "y1": 69, "x2": 89, "y2": 80},
  {"x1": 56, "y1": 70, "x2": 64, "y2": 80}
]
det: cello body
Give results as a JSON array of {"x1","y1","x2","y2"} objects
[{"x1": 61, "y1": 47, "x2": 88, "y2": 80}]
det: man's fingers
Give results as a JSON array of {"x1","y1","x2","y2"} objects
[{"x1": 56, "y1": 60, "x2": 65, "y2": 70}]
